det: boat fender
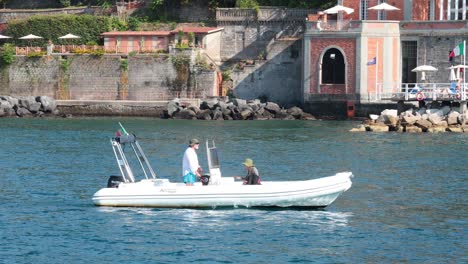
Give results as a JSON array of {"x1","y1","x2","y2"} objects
[
  {"x1": 107, "y1": 175, "x2": 125, "y2": 188},
  {"x1": 416, "y1": 92, "x2": 425, "y2": 101}
]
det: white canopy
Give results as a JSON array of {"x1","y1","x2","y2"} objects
[
  {"x1": 412, "y1": 65, "x2": 437, "y2": 81},
  {"x1": 58, "y1": 33, "x2": 80, "y2": 39},
  {"x1": 0, "y1": 34, "x2": 11, "y2": 39},
  {"x1": 412, "y1": 65, "x2": 438, "y2": 72},
  {"x1": 368, "y1": 3, "x2": 400, "y2": 11},
  {"x1": 324, "y1": 5, "x2": 354, "y2": 15},
  {"x1": 19, "y1": 34, "x2": 43, "y2": 40}
]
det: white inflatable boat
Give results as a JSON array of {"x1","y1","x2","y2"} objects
[{"x1": 92, "y1": 128, "x2": 353, "y2": 209}]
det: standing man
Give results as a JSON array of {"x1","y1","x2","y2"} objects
[{"x1": 182, "y1": 138, "x2": 202, "y2": 186}]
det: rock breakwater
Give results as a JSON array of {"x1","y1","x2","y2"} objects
[
  {"x1": 164, "y1": 98, "x2": 316, "y2": 120},
  {"x1": 0, "y1": 96, "x2": 58, "y2": 117},
  {"x1": 351, "y1": 106, "x2": 468, "y2": 133}
]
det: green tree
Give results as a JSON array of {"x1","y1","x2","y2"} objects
[{"x1": 0, "y1": 0, "x2": 11, "y2": 9}]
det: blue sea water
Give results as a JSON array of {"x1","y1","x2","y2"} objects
[{"x1": 0, "y1": 118, "x2": 466, "y2": 263}]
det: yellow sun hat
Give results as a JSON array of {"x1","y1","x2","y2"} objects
[{"x1": 242, "y1": 158, "x2": 254, "y2": 167}]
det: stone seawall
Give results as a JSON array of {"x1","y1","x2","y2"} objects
[{"x1": 0, "y1": 54, "x2": 217, "y2": 101}]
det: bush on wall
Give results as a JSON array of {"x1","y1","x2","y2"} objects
[{"x1": 5, "y1": 14, "x2": 127, "y2": 46}]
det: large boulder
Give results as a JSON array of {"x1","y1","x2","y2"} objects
[
  {"x1": 232, "y1": 98, "x2": 247, "y2": 107},
  {"x1": 166, "y1": 99, "x2": 180, "y2": 117},
  {"x1": 38, "y1": 96, "x2": 56, "y2": 112},
  {"x1": 212, "y1": 108, "x2": 224, "y2": 120},
  {"x1": 447, "y1": 111, "x2": 460, "y2": 125},
  {"x1": 302, "y1": 112, "x2": 316, "y2": 120},
  {"x1": 29, "y1": 102, "x2": 42, "y2": 113},
  {"x1": 287, "y1": 106, "x2": 303, "y2": 119},
  {"x1": 173, "y1": 109, "x2": 196, "y2": 119},
  {"x1": 405, "y1": 125, "x2": 423, "y2": 133},
  {"x1": 428, "y1": 126, "x2": 447, "y2": 133},
  {"x1": 253, "y1": 109, "x2": 273, "y2": 120},
  {"x1": 275, "y1": 110, "x2": 294, "y2": 120},
  {"x1": 368, "y1": 124, "x2": 389, "y2": 132},
  {"x1": 401, "y1": 113, "x2": 420, "y2": 125},
  {"x1": 1, "y1": 96, "x2": 18, "y2": 108},
  {"x1": 16, "y1": 107, "x2": 32, "y2": 117},
  {"x1": 414, "y1": 119, "x2": 433, "y2": 131},
  {"x1": 196, "y1": 109, "x2": 212, "y2": 120},
  {"x1": 187, "y1": 105, "x2": 200, "y2": 114},
  {"x1": 18, "y1": 96, "x2": 36, "y2": 109},
  {"x1": 350, "y1": 125, "x2": 366, "y2": 132},
  {"x1": 240, "y1": 108, "x2": 253, "y2": 120},
  {"x1": 381, "y1": 109, "x2": 398, "y2": 118},
  {"x1": 428, "y1": 110, "x2": 444, "y2": 125},
  {"x1": 264, "y1": 102, "x2": 281, "y2": 114}
]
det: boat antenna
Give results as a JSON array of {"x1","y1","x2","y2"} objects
[{"x1": 119, "y1": 122, "x2": 129, "y2": 135}]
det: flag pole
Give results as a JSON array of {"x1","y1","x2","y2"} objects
[{"x1": 464, "y1": 40, "x2": 466, "y2": 100}]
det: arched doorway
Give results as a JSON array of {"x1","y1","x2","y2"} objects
[
  {"x1": 321, "y1": 48, "x2": 345, "y2": 85},
  {"x1": 319, "y1": 47, "x2": 347, "y2": 95}
]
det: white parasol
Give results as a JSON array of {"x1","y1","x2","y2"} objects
[
  {"x1": 369, "y1": 3, "x2": 399, "y2": 20},
  {"x1": 58, "y1": 33, "x2": 80, "y2": 39},
  {"x1": 0, "y1": 34, "x2": 12, "y2": 39},
  {"x1": 19, "y1": 34, "x2": 43, "y2": 40},
  {"x1": 368, "y1": 2, "x2": 400, "y2": 11},
  {"x1": 412, "y1": 65, "x2": 438, "y2": 81},
  {"x1": 323, "y1": 4, "x2": 354, "y2": 15}
]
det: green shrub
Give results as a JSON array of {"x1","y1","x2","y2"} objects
[
  {"x1": 5, "y1": 15, "x2": 127, "y2": 46},
  {"x1": 27, "y1": 51, "x2": 46, "y2": 58},
  {"x1": 120, "y1": 59, "x2": 128, "y2": 71},
  {"x1": 0, "y1": 43, "x2": 16, "y2": 66},
  {"x1": 188, "y1": 32, "x2": 195, "y2": 46},
  {"x1": 60, "y1": 0, "x2": 71, "y2": 7}
]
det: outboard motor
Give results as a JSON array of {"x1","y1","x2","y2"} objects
[
  {"x1": 200, "y1": 174, "x2": 210, "y2": 185},
  {"x1": 107, "y1": 175, "x2": 125, "y2": 188}
]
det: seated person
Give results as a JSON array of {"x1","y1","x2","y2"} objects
[
  {"x1": 449, "y1": 82, "x2": 458, "y2": 94},
  {"x1": 234, "y1": 158, "x2": 261, "y2": 185},
  {"x1": 408, "y1": 85, "x2": 422, "y2": 94}
]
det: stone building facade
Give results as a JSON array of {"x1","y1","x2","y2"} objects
[{"x1": 302, "y1": 0, "x2": 468, "y2": 115}]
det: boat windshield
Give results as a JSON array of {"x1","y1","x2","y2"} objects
[{"x1": 209, "y1": 148, "x2": 220, "y2": 168}]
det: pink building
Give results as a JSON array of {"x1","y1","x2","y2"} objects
[
  {"x1": 303, "y1": 0, "x2": 468, "y2": 112},
  {"x1": 102, "y1": 31, "x2": 171, "y2": 53},
  {"x1": 102, "y1": 27, "x2": 224, "y2": 60}
]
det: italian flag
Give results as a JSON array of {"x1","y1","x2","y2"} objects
[{"x1": 453, "y1": 42, "x2": 465, "y2": 56}]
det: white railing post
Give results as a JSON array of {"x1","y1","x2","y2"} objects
[
  {"x1": 405, "y1": 84, "x2": 409, "y2": 100},
  {"x1": 432, "y1": 83, "x2": 437, "y2": 100}
]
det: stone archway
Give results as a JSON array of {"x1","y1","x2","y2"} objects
[{"x1": 319, "y1": 47, "x2": 346, "y2": 94}]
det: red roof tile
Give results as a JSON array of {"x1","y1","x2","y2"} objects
[
  {"x1": 171, "y1": 27, "x2": 224, "y2": 34},
  {"x1": 101, "y1": 31, "x2": 171, "y2": 36}
]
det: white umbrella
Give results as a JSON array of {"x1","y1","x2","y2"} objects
[
  {"x1": 412, "y1": 65, "x2": 438, "y2": 81},
  {"x1": 0, "y1": 34, "x2": 11, "y2": 39},
  {"x1": 324, "y1": 4, "x2": 354, "y2": 15},
  {"x1": 19, "y1": 34, "x2": 43, "y2": 40},
  {"x1": 412, "y1": 65, "x2": 438, "y2": 72},
  {"x1": 369, "y1": 3, "x2": 399, "y2": 20},
  {"x1": 368, "y1": 2, "x2": 400, "y2": 11},
  {"x1": 58, "y1": 33, "x2": 80, "y2": 39}
]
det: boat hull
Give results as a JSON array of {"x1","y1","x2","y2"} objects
[{"x1": 92, "y1": 172, "x2": 353, "y2": 208}]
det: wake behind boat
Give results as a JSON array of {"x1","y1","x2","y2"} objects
[{"x1": 92, "y1": 126, "x2": 353, "y2": 209}]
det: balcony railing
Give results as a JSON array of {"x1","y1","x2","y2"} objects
[
  {"x1": 15, "y1": 45, "x2": 170, "y2": 55},
  {"x1": 216, "y1": 7, "x2": 316, "y2": 22}
]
